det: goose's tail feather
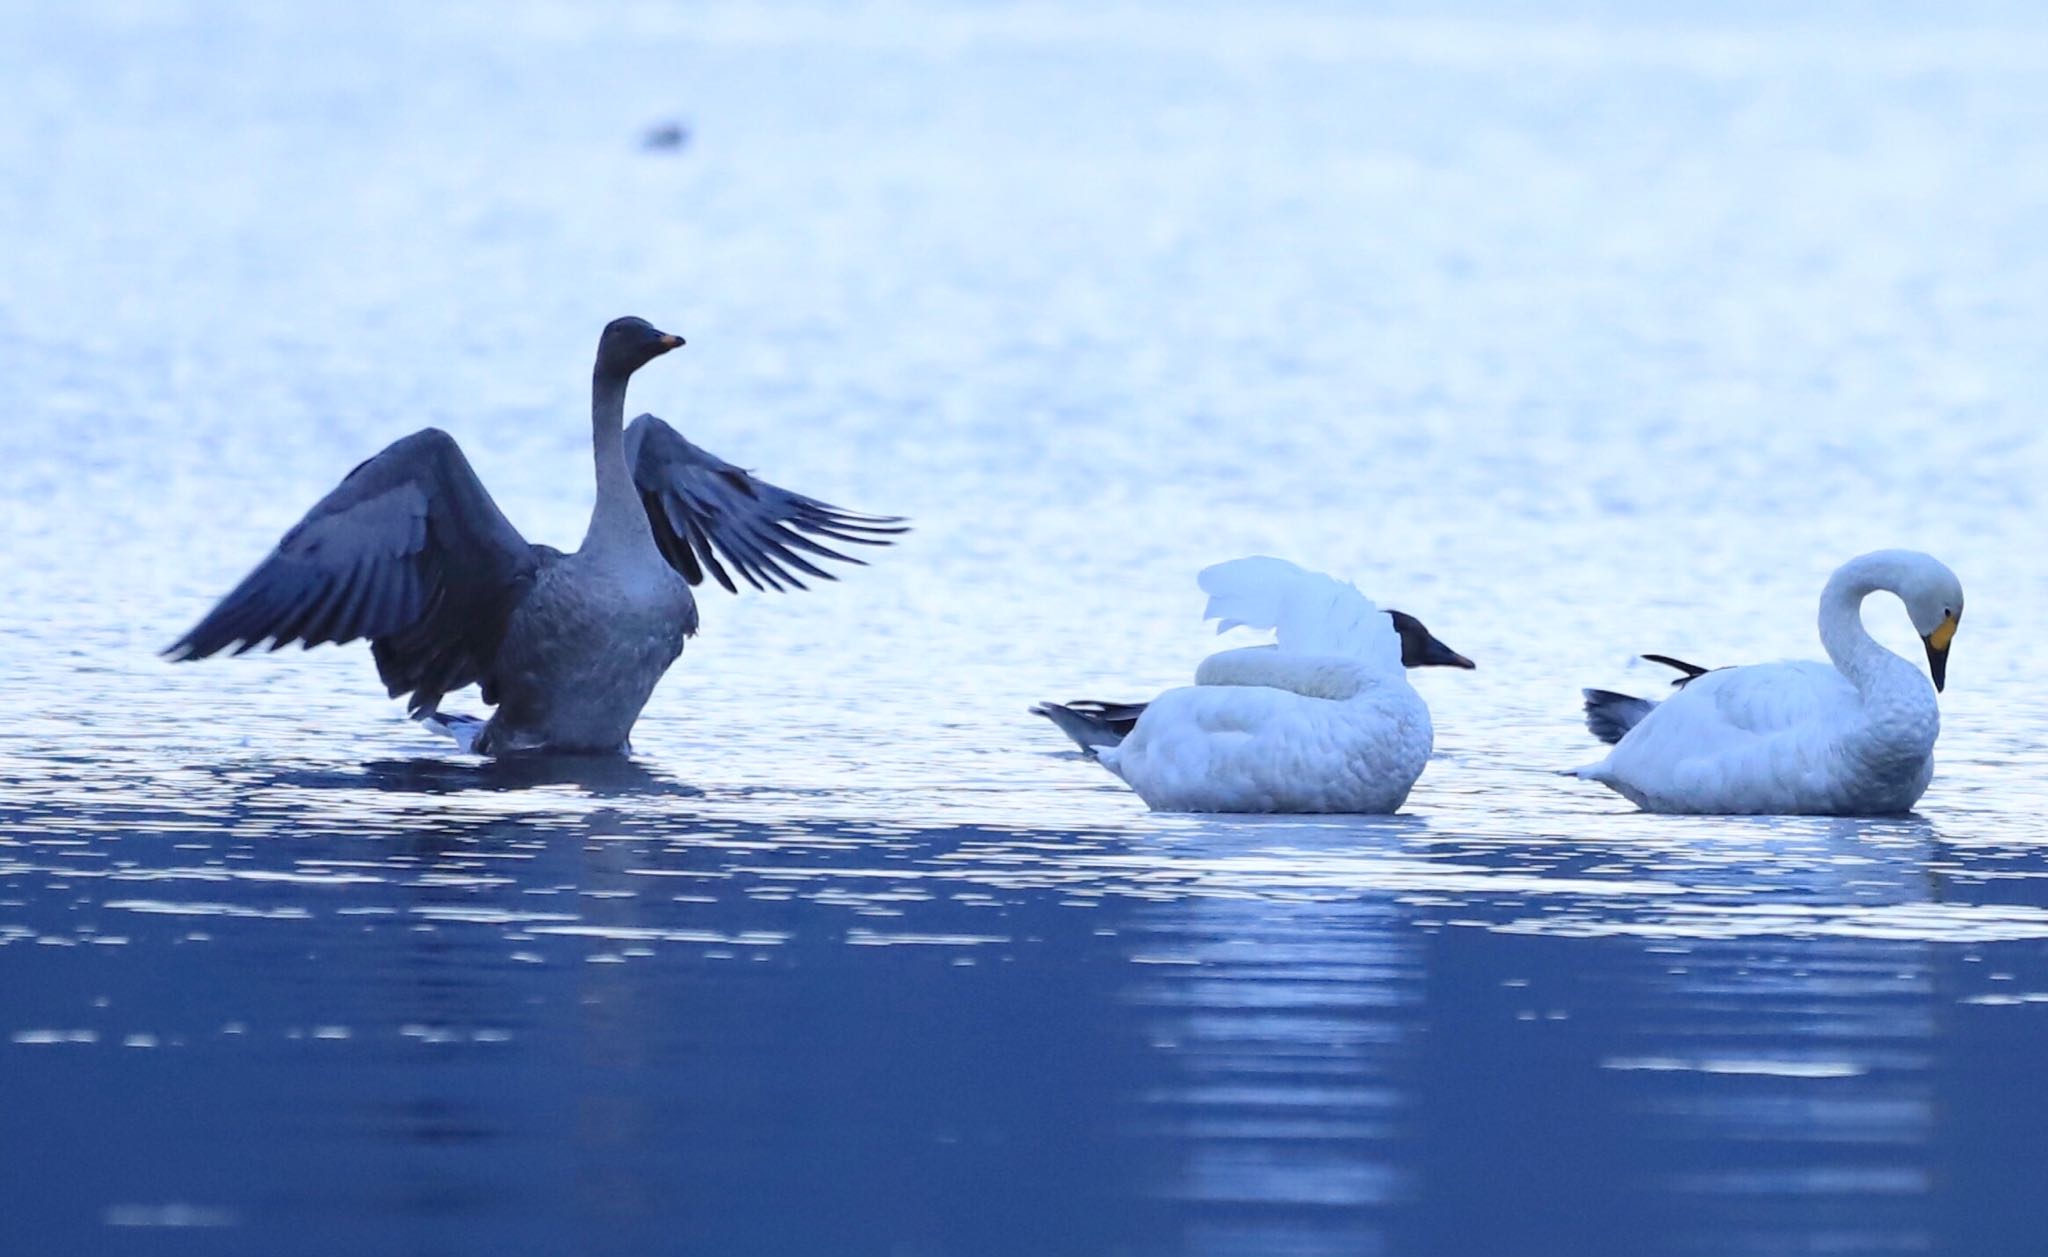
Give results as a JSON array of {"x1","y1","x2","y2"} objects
[
  {"x1": 1582, "y1": 688, "x2": 1656, "y2": 746},
  {"x1": 417, "y1": 710, "x2": 487, "y2": 754},
  {"x1": 1031, "y1": 701, "x2": 1142, "y2": 756},
  {"x1": 1196, "y1": 556, "x2": 1393, "y2": 660}
]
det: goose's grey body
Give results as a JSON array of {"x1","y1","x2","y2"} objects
[
  {"x1": 479, "y1": 546, "x2": 696, "y2": 754},
  {"x1": 168, "y1": 317, "x2": 903, "y2": 756}
]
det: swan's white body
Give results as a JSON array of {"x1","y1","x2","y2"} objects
[
  {"x1": 1570, "y1": 550, "x2": 1962, "y2": 816},
  {"x1": 1096, "y1": 558, "x2": 1435, "y2": 814}
]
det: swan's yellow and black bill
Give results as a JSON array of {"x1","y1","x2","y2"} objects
[
  {"x1": 1922, "y1": 611, "x2": 1959, "y2": 692},
  {"x1": 657, "y1": 333, "x2": 685, "y2": 350}
]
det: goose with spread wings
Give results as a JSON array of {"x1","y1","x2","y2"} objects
[{"x1": 166, "y1": 317, "x2": 904, "y2": 756}]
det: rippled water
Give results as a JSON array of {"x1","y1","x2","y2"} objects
[{"x1": 4, "y1": 2, "x2": 2048, "y2": 1254}]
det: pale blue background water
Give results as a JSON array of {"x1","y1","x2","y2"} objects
[{"x1": 3, "y1": 2, "x2": 2047, "y2": 1254}]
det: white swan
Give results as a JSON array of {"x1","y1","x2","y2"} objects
[
  {"x1": 1567, "y1": 549, "x2": 1964, "y2": 816},
  {"x1": 1048, "y1": 557, "x2": 1469, "y2": 814},
  {"x1": 1034, "y1": 608, "x2": 1473, "y2": 752}
]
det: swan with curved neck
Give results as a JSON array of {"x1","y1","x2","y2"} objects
[{"x1": 1569, "y1": 549, "x2": 1963, "y2": 815}]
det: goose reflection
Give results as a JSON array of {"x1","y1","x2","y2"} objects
[{"x1": 353, "y1": 755, "x2": 704, "y2": 799}]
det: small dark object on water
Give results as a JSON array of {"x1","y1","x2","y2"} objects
[{"x1": 643, "y1": 120, "x2": 690, "y2": 151}]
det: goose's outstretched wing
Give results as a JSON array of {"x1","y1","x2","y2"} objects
[
  {"x1": 165, "y1": 428, "x2": 540, "y2": 713},
  {"x1": 624, "y1": 413, "x2": 905, "y2": 593}
]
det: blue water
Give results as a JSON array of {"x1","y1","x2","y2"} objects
[{"x1": 4, "y1": 2, "x2": 2048, "y2": 1254}]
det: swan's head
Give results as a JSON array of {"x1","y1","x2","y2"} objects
[
  {"x1": 596, "y1": 316, "x2": 685, "y2": 377},
  {"x1": 1387, "y1": 610, "x2": 1475, "y2": 670},
  {"x1": 1889, "y1": 552, "x2": 1964, "y2": 692}
]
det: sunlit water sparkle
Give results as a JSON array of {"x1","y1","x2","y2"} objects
[{"x1": 3, "y1": 2, "x2": 2047, "y2": 1255}]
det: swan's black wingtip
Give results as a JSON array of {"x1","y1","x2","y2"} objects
[
  {"x1": 1032, "y1": 700, "x2": 1129, "y2": 756},
  {"x1": 1641, "y1": 653, "x2": 1712, "y2": 684},
  {"x1": 1582, "y1": 688, "x2": 1655, "y2": 746}
]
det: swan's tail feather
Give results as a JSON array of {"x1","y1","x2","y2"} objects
[
  {"x1": 1642, "y1": 653, "x2": 1710, "y2": 681},
  {"x1": 1031, "y1": 701, "x2": 1141, "y2": 755},
  {"x1": 1196, "y1": 556, "x2": 1392, "y2": 660},
  {"x1": 1582, "y1": 688, "x2": 1655, "y2": 745},
  {"x1": 417, "y1": 710, "x2": 487, "y2": 754}
]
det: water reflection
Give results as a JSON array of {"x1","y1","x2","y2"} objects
[
  {"x1": 342, "y1": 756, "x2": 706, "y2": 799},
  {"x1": 8, "y1": 0, "x2": 2048, "y2": 1252},
  {"x1": 1120, "y1": 826, "x2": 1419, "y2": 1257},
  {"x1": 7, "y1": 748, "x2": 2048, "y2": 1254}
]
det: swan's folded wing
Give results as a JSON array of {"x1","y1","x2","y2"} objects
[
  {"x1": 165, "y1": 428, "x2": 540, "y2": 712},
  {"x1": 1614, "y1": 660, "x2": 1855, "y2": 763},
  {"x1": 624, "y1": 413, "x2": 906, "y2": 593},
  {"x1": 1703, "y1": 661, "x2": 1857, "y2": 735}
]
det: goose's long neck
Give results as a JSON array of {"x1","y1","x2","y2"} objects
[
  {"x1": 1817, "y1": 554, "x2": 1936, "y2": 744},
  {"x1": 580, "y1": 368, "x2": 651, "y2": 557}
]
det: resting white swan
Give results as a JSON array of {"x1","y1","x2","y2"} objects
[
  {"x1": 1034, "y1": 608, "x2": 1473, "y2": 752},
  {"x1": 1041, "y1": 557, "x2": 1472, "y2": 813},
  {"x1": 1567, "y1": 549, "x2": 1963, "y2": 816}
]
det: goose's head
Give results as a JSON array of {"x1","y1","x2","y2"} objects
[
  {"x1": 596, "y1": 316, "x2": 685, "y2": 378},
  {"x1": 1891, "y1": 553, "x2": 1964, "y2": 692},
  {"x1": 1387, "y1": 610, "x2": 1475, "y2": 670}
]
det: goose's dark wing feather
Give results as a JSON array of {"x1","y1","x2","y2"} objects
[
  {"x1": 166, "y1": 428, "x2": 541, "y2": 713},
  {"x1": 624, "y1": 413, "x2": 906, "y2": 593}
]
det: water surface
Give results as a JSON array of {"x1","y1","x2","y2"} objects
[{"x1": 3, "y1": 3, "x2": 2047, "y2": 1254}]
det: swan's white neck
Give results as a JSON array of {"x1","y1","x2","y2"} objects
[
  {"x1": 580, "y1": 370, "x2": 655, "y2": 557},
  {"x1": 1817, "y1": 552, "x2": 1937, "y2": 742},
  {"x1": 1194, "y1": 646, "x2": 1387, "y2": 701}
]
